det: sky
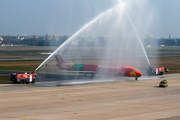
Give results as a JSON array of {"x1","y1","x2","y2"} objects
[{"x1": 0, "y1": 0, "x2": 180, "y2": 38}]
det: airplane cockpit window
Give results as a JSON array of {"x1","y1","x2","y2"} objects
[{"x1": 132, "y1": 69, "x2": 137, "y2": 72}]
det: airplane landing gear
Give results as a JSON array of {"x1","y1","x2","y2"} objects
[
  {"x1": 91, "y1": 73, "x2": 94, "y2": 79},
  {"x1": 84, "y1": 73, "x2": 94, "y2": 79}
]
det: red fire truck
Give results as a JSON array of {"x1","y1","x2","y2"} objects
[
  {"x1": 11, "y1": 71, "x2": 36, "y2": 84},
  {"x1": 147, "y1": 66, "x2": 169, "y2": 76}
]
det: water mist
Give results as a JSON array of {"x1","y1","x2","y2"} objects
[{"x1": 35, "y1": 0, "x2": 156, "y2": 81}]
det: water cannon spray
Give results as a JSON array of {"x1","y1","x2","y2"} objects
[{"x1": 35, "y1": 1, "x2": 154, "y2": 74}]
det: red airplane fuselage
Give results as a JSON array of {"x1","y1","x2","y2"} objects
[{"x1": 54, "y1": 54, "x2": 142, "y2": 80}]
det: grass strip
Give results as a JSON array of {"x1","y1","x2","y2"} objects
[
  {"x1": 0, "y1": 75, "x2": 11, "y2": 83},
  {"x1": 0, "y1": 66, "x2": 36, "y2": 72}
]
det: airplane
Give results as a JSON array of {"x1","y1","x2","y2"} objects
[{"x1": 54, "y1": 53, "x2": 142, "y2": 80}]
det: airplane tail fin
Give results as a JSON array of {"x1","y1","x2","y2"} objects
[{"x1": 54, "y1": 53, "x2": 66, "y2": 66}]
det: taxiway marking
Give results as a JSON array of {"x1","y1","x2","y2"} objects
[
  {"x1": 21, "y1": 119, "x2": 39, "y2": 120},
  {"x1": 0, "y1": 88, "x2": 5, "y2": 92}
]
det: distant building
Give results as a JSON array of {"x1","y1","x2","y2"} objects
[
  {"x1": 0, "y1": 37, "x2": 3, "y2": 41},
  {"x1": 18, "y1": 36, "x2": 25, "y2": 40},
  {"x1": 11, "y1": 36, "x2": 19, "y2": 40},
  {"x1": 169, "y1": 34, "x2": 171, "y2": 39}
]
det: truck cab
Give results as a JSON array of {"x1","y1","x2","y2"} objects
[{"x1": 11, "y1": 71, "x2": 36, "y2": 84}]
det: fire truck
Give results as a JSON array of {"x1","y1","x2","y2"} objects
[
  {"x1": 11, "y1": 71, "x2": 36, "y2": 84},
  {"x1": 147, "y1": 66, "x2": 169, "y2": 76}
]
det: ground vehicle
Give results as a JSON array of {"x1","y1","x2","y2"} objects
[
  {"x1": 159, "y1": 80, "x2": 168, "y2": 87},
  {"x1": 11, "y1": 71, "x2": 36, "y2": 84},
  {"x1": 147, "y1": 66, "x2": 169, "y2": 76}
]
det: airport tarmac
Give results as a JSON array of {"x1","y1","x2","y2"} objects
[{"x1": 0, "y1": 74, "x2": 180, "y2": 120}]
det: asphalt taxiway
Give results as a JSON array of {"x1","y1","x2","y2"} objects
[
  {"x1": 0, "y1": 73, "x2": 180, "y2": 120},
  {"x1": 0, "y1": 53, "x2": 180, "y2": 60}
]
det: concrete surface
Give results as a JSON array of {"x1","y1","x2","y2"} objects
[{"x1": 0, "y1": 74, "x2": 180, "y2": 120}]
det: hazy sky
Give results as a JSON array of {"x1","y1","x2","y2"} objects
[{"x1": 0, "y1": 0, "x2": 180, "y2": 38}]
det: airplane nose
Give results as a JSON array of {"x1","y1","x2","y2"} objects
[{"x1": 135, "y1": 71, "x2": 142, "y2": 77}]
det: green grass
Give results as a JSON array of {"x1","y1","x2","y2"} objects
[
  {"x1": 0, "y1": 66, "x2": 36, "y2": 72},
  {"x1": 0, "y1": 60, "x2": 42, "y2": 62},
  {"x1": 0, "y1": 60, "x2": 43, "y2": 71},
  {"x1": 0, "y1": 76, "x2": 11, "y2": 83}
]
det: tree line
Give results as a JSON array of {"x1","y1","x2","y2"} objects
[
  {"x1": 1, "y1": 34, "x2": 69, "y2": 46},
  {"x1": 2, "y1": 34, "x2": 180, "y2": 47}
]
